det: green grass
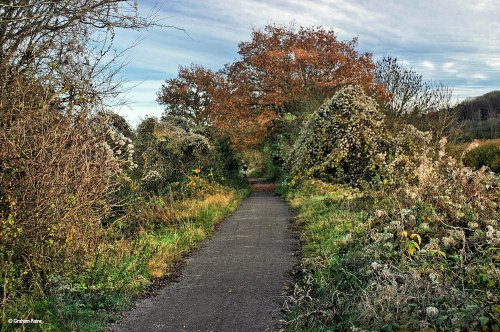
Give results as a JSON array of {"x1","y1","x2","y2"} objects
[
  {"x1": 3, "y1": 185, "x2": 250, "y2": 332},
  {"x1": 462, "y1": 143, "x2": 500, "y2": 172},
  {"x1": 281, "y1": 179, "x2": 499, "y2": 331},
  {"x1": 282, "y1": 180, "x2": 368, "y2": 331},
  {"x1": 447, "y1": 138, "x2": 500, "y2": 160}
]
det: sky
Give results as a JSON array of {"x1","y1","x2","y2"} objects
[{"x1": 113, "y1": 0, "x2": 500, "y2": 125}]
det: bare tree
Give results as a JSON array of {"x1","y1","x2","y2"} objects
[
  {"x1": 0, "y1": 0, "x2": 164, "y2": 112},
  {"x1": 375, "y1": 56, "x2": 453, "y2": 117},
  {"x1": 374, "y1": 56, "x2": 459, "y2": 140}
]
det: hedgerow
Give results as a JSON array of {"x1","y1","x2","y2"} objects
[
  {"x1": 1, "y1": 78, "x2": 246, "y2": 330},
  {"x1": 282, "y1": 85, "x2": 500, "y2": 331}
]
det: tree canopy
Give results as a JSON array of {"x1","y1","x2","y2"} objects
[{"x1": 158, "y1": 24, "x2": 383, "y2": 149}]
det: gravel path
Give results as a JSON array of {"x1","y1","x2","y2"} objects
[{"x1": 111, "y1": 187, "x2": 297, "y2": 332}]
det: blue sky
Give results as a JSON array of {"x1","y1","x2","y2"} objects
[{"x1": 113, "y1": 0, "x2": 500, "y2": 125}]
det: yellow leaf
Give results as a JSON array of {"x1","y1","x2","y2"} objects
[{"x1": 411, "y1": 233, "x2": 422, "y2": 245}]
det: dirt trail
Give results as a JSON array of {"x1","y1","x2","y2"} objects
[{"x1": 111, "y1": 182, "x2": 297, "y2": 332}]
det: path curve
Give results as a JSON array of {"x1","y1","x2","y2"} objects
[{"x1": 111, "y1": 187, "x2": 297, "y2": 332}]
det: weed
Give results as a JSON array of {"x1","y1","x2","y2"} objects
[
  {"x1": 282, "y1": 179, "x2": 499, "y2": 331},
  {"x1": 2, "y1": 182, "x2": 249, "y2": 331}
]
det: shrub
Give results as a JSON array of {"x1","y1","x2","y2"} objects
[
  {"x1": 134, "y1": 116, "x2": 241, "y2": 196},
  {"x1": 286, "y1": 85, "x2": 388, "y2": 185},
  {"x1": 282, "y1": 86, "x2": 500, "y2": 331},
  {"x1": 285, "y1": 85, "x2": 446, "y2": 189},
  {"x1": 139, "y1": 170, "x2": 165, "y2": 194},
  {"x1": 0, "y1": 76, "x2": 122, "y2": 314},
  {"x1": 135, "y1": 117, "x2": 213, "y2": 193},
  {"x1": 211, "y1": 138, "x2": 240, "y2": 176},
  {"x1": 462, "y1": 142, "x2": 500, "y2": 172}
]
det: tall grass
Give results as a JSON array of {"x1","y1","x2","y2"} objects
[
  {"x1": 281, "y1": 178, "x2": 499, "y2": 331},
  {"x1": 3, "y1": 183, "x2": 249, "y2": 332}
]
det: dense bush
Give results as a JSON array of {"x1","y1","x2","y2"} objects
[
  {"x1": 462, "y1": 142, "x2": 500, "y2": 172},
  {"x1": 285, "y1": 85, "x2": 449, "y2": 189},
  {"x1": 282, "y1": 84, "x2": 500, "y2": 331},
  {"x1": 0, "y1": 75, "x2": 123, "y2": 317},
  {"x1": 286, "y1": 86, "x2": 387, "y2": 185},
  {"x1": 134, "y1": 116, "x2": 241, "y2": 195},
  {"x1": 134, "y1": 116, "x2": 213, "y2": 193}
]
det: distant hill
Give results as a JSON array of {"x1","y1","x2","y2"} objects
[{"x1": 455, "y1": 90, "x2": 500, "y2": 140}]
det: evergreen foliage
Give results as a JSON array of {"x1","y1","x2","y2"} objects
[{"x1": 287, "y1": 85, "x2": 387, "y2": 184}]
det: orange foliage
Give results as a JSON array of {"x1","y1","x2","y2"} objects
[
  {"x1": 158, "y1": 24, "x2": 384, "y2": 150},
  {"x1": 233, "y1": 25, "x2": 379, "y2": 113},
  {"x1": 157, "y1": 64, "x2": 222, "y2": 125}
]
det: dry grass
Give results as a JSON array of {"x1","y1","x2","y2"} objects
[
  {"x1": 136, "y1": 192, "x2": 237, "y2": 279},
  {"x1": 199, "y1": 193, "x2": 234, "y2": 210},
  {"x1": 147, "y1": 243, "x2": 179, "y2": 278}
]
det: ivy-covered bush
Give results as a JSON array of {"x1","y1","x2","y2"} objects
[
  {"x1": 133, "y1": 115, "x2": 240, "y2": 195},
  {"x1": 286, "y1": 85, "x2": 387, "y2": 185},
  {"x1": 134, "y1": 117, "x2": 212, "y2": 193}
]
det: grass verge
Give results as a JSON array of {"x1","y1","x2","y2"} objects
[
  {"x1": 281, "y1": 179, "x2": 499, "y2": 332},
  {"x1": 4, "y1": 183, "x2": 250, "y2": 332}
]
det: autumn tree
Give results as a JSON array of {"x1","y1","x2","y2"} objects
[
  {"x1": 157, "y1": 64, "x2": 265, "y2": 149},
  {"x1": 158, "y1": 24, "x2": 381, "y2": 149},
  {"x1": 232, "y1": 24, "x2": 380, "y2": 116},
  {"x1": 157, "y1": 64, "x2": 221, "y2": 125}
]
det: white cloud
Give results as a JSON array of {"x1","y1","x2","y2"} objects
[
  {"x1": 452, "y1": 85, "x2": 498, "y2": 99},
  {"x1": 112, "y1": 0, "x2": 500, "y2": 118},
  {"x1": 472, "y1": 73, "x2": 487, "y2": 80},
  {"x1": 422, "y1": 60, "x2": 436, "y2": 71},
  {"x1": 486, "y1": 58, "x2": 500, "y2": 69},
  {"x1": 114, "y1": 80, "x2": 165, "y2": 126},
  {"x1": 442, "y1": 62, "x2": 457, "y2": 73}
]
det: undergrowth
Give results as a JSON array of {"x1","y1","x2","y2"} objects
[
  {"x1": 281, "y1": 180, "x2": 499, "y2": 331},
  {"x1": 3, "y1": 180, "x2": 249, "y2": 332},
  {"x1": 279, "y1": 86, "x2": 499, "y2": 331}
]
